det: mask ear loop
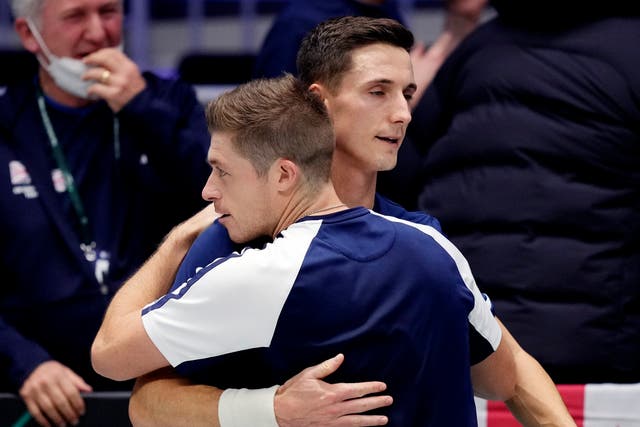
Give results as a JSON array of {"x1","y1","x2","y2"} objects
[{"x1": 26, "y1": 18, "x2": 54, "y2": 67}]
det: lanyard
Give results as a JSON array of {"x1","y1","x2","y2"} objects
[{"x1": 35, "y1": 90, "x2": 120, "y2": 262}]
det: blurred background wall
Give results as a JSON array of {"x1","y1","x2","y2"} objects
[{"x1": 0, "y1": 0, "x2": 455, "y2": 77}]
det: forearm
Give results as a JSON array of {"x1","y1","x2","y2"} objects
[
  {"x1": 92, "y1": 215, "x2": 208, "y2": 379},
  {"x1": 130, "y1": 368, "x2": 223, "y2": 427},
  {"x1": 502, "y1": 326, "x2": 576, "y2": 426}
]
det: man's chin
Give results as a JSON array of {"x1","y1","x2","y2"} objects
[
  {"x1": 377, "y1": 159, "x2": 398, "y2": 172},
  {"x1": 227, "y1": 230, "x2": 261, "y2": 245},
  {"x1": 228, "y1": 233, "x2": 247, "y2": 244}
]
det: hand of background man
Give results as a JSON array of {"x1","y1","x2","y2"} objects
[
  {"x1": 446, "y1": 0, "x2": 488, "y2": 21},
  {"x1": 409, "y1": 0, "x2": 488, "y2": 109},
  {"x1": 83, "y1": 48, "x2": 147, "y2": 113},
  {"x1": 19, "y1": 360, "x2": 93, "y2": 427}
]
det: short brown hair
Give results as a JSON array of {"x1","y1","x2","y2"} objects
[
  {"x1": 297, "y1": 16, "x2": 414, "y2": 92},
  {"x1": 206, "y1": 74, "x2": 334, "y2": 188}
]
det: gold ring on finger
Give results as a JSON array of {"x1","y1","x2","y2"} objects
[{"x1": 100, "y1": 69, "x2": 111, "y2": 84}]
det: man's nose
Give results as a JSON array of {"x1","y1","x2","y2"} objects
[
  {"x1": 84, "y1": 14, "x2": 108, "y2": 43},
  {"x1": 201, "y1": 175, "x2": 221, "y2": 202},
  {"x1": 392, "y1": 99, "x2": 412, "y2": 125}
]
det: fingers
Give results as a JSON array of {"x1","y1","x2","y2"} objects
[
  {"x1": 47, "y1": 384, "x2": 82, "y2": 426},
  {"x1": 332, "y1": 394, "x2": 393, "y2": 417},
  {"x1": 20, "y1": 361, "x2": 89, "y2": 427},
  {"x1": 332, "y1": 381, "x2": 388, "y2": 401},
  {"x1": 82, "y1": 48, "x2": 128, "y2": 85},
  {"x1": 446, "y1": 0, "x2": 488, "y2": 20},
  {"x1": 275, "y1": 354, "x2": 392, "y2": 427},
  {"x1": 81, "y1": 47, "x2": 146, "y2": 112},
  {"x1": 83, "y1": 47, "x2": 130, "y2": 71},
  {"x1": 331, "y1": 414, "x2": 389, "y2": 427},
  {"x1": 62, "y1": 371, "x2": 93, "y2": 421},
  {"x1": 23, "y1": 385, "x2": 75, "y2": 427},
  {"x1": 22, "y1": 395, "x2": 52, "y2": 427}
]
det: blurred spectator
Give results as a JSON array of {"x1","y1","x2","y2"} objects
[
  {"x1": 403, "y1": 0, "x2": 640, "y2": 383},
  {"x1": 253, "y1": 0, "x2": 405, "y2": 78},
  {"x1": 0, "y1": 0, "x2": 209, "y2": 425}
]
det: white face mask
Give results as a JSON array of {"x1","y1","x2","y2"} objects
[{"x1": 27, "y1": 18, "x2": 96, "y2": 99}]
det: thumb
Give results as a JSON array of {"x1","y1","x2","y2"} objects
[{"x1": 304, "y1": 354, "x2": 344, "y2": 380}]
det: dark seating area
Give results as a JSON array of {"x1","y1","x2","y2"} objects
[
  {"x1": 145, "y1": 0, "x2": 444, "y2": 19},
  {"x1": 178, "y1": 52, "x2": 256, "y2": 84}
]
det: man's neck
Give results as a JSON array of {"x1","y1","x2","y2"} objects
[
  {"x1": 39, "y1": 68, "x2": 91, "y2": 108},
  {"x1": 331, "y1": 163, "x2": 377, "y2": 210},
  {"x1": 273, "y1": 185, "x2": 346, "y2": 238}
]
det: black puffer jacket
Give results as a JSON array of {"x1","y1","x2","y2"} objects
[{"x1": 408, "y1": 8, "x2": 640, "y2": 383}]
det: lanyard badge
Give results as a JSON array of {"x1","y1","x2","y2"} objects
[{"x1": 36, "y1": 89, "x2": 115, "y2": 293}]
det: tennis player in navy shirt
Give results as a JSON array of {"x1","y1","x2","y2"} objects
[{"x1": 93, "y1": 74, "x2": 493, "y2": 426}]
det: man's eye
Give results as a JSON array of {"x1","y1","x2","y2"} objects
[
  {"x1": 370, "y1": 91, "x2": 384, "y2": 96},
  {"x1": 63, "y1": 12, "x2": 85, "y2": 22},
  {"x1": 215, "y1": 166, "x2": 228, "y2": 177}
]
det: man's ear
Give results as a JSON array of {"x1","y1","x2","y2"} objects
[
  {"x1": 272, "y1": 158, "x2": 300, "y2": 193},
  {"x1": 14, "y1": 17, "x2": 40, "y2": 54},
  {"x1": 308, "y1": 83, "x2": 330, "y2": 110}
]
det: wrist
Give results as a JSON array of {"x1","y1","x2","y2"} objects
[{"x1": 218, "y1": 386, "x2": 280, "y2": 427}]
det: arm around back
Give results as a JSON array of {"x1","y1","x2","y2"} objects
[
  {"x1": 470, "y1": 323, "x2": 517, "y2": 401},
  {"x1": 92, "y1": 203, "x2": 219, "y2": 381},
  {"x1": 471, "y1": 319, "x2": 577, "y2": 426},
  {"x1": 129, "y1": 354, "x2": 392, "y2": 427}
]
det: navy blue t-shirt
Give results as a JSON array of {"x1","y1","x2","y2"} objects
[{"x1": 145, "y1": 207, "x2": 496, "y2": 426}]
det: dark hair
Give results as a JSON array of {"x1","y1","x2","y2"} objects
[
  {"x1": 206, "y1": 74, "x2": 334, "y2": 188},
  {"x1": 297, "y1": 16, "x2": 414, "y2": 92}
]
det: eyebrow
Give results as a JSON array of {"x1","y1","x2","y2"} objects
[{"x1": 209, "y1": 158, "x2": 231, "y2": 173}]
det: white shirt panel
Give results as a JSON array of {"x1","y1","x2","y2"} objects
[{"x1": 142, "y1": 220, "x2": 323, "y2": 367}]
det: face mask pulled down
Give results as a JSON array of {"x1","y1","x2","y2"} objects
[{"x1": 27, "y1": 19, "x2": 97, "y2": 99}]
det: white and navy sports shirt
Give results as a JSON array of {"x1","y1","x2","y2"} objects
[{"x1": 143, "y1": 207, "x2": 500, "y2": 426}]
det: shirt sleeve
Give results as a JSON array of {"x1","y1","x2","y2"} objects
[{"x1": 142, "y1": 225, "x2": 317, "y2": 367}]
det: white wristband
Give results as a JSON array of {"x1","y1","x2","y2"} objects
[{"x1": 218, "y1": 385, "x2": 280, "y2": 427}]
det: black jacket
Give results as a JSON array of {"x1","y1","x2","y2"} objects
[{"x1": 408, "y1": 13, "x2": 640, "y2": 383}]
